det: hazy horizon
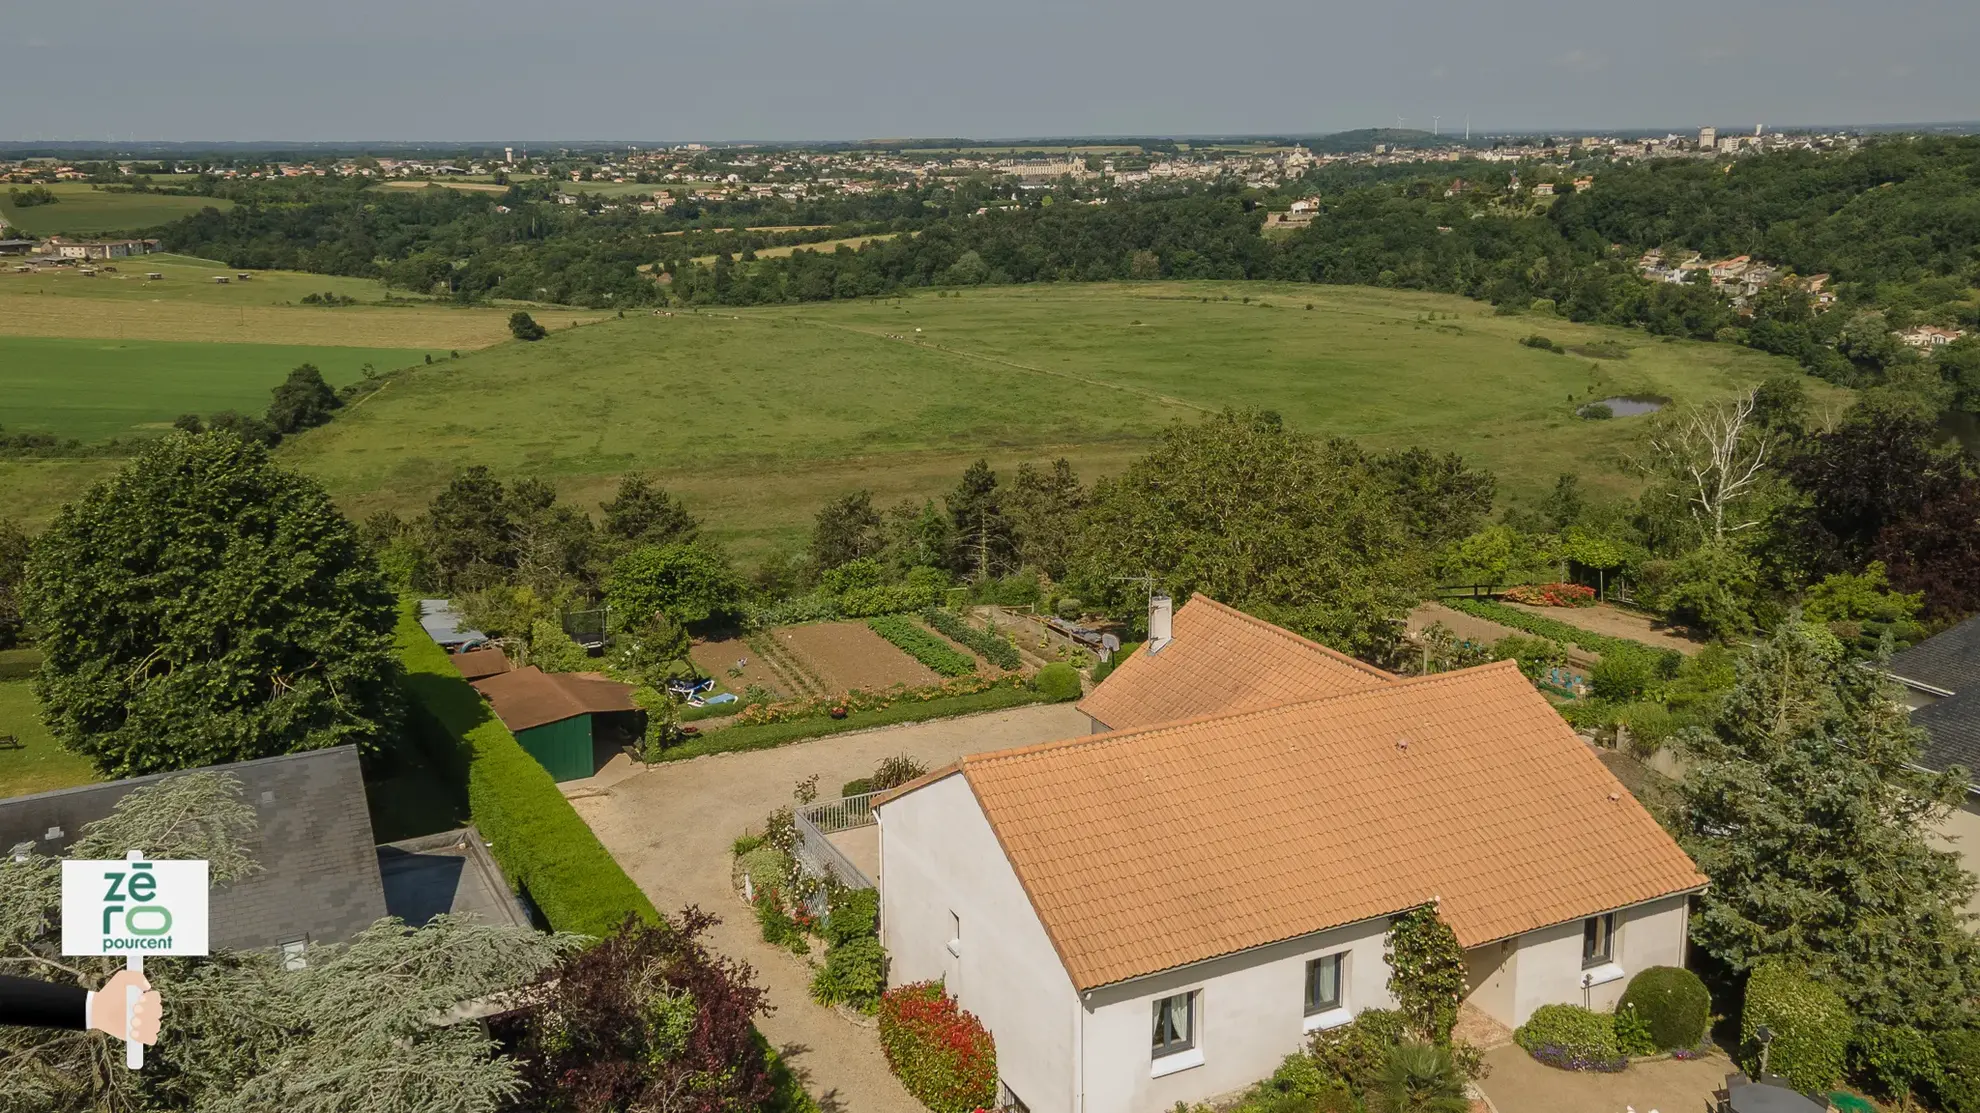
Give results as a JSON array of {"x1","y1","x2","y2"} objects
[{"x1": 5, "y1": 0, "x2": 1976, "y2": 144}]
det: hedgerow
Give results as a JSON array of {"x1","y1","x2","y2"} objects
[
  {"x1": 395, "y1": 600, "x2": 658, "y2": 935},
  {"x1": 1741, "y1": 963, "x2": 1851, "y2": 1094},
  {"x1": 922, "y1": 607, "x2": 1022, "y2": 670},
  {"x1": 867, "y1": 615, "x2": 977, "y2": 677},
  {"x1": 878, "y1": 981, "x2": 996, "y2": 1113}
]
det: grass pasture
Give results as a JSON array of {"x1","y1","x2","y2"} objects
[
  {"x1": 261, "y1": 282, "x2": 1809, "y2": 556},
  {"x1": 2, "y1": 337, "x2": 445, "y2": 440},
  {"x1": 378, "y1": 180, "x2": 511, "y2": 193},
  {"x1": 0, "y1": 678, "x2": 97, "y2": 799},
  {"x1": 0, "y1": 183, "x2": 231, "y2": 236},
  {"x1": 690, "y1": 233, "x2": 902, "y2": 265},
  {"x1": 0, "y1": 253, "x2": 400, "y2": 306}
]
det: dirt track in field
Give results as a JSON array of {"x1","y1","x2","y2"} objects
[{"x1": 775, "y1": 622, "x2": 937, "y2": 692}]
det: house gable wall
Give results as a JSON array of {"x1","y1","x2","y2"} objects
[
  {"x1": 879, "y1": 775, "x2": 1078, "y2": 1113},
  {"x1": 1078, "y1": 919, "x2": 1394, "y2": 1112},
  {"x1": 1505, "y1": 894, "x2": 1689, "y2": 1026}
]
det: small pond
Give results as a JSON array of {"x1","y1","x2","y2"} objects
[{"x1": 1578, "y1": 395, "x2": 1667, "y2": 418}]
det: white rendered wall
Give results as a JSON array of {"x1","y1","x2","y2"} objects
[{"x1": 1508, "y1": 895, "x2": 1691, "y2": 1025}]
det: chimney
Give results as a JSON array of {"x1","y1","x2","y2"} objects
[{"x1": 1147, "y1": 594, "x2": 1173, "y2": 654}]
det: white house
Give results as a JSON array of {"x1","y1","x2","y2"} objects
[{"x1": 875, "y1": 596, "x2": 1705, "y2": 1113}]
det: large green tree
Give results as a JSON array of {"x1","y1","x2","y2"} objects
[
  {"x1": 1072, "y1": 409, "x2": 1424, "y2": 656},
  {"x1": 24, "y1": 433, "x2": 401, "y2": 775},
  {"x1": 264, "y1": 362, "x2": 341, "y2": 435},
  {"x1": 1679, "y1": 622, "x2": 1980, "y2": 1031},
  {"x1": 0, "y1": 517, "x2": 28, "y2": 649},
  {"x1": 607, "y1": 543, "x2": 743, "y2": 628},
  {"x1": 600, "y1": 472, "x2": 699, "y2": 550}
]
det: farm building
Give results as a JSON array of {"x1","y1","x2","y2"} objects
[
  {"x1": 36, "y1": 236, "x2": 157, "y2": 260},
  {"x1": 469, "y1": 666, "x2": 640, "y2": 782},
  {"x1": 874, "y1": 595, "x2": 1705, "y2": 1113}
]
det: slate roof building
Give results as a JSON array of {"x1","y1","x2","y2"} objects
[
  {"x1": 0, "y1": 747, "x2": 388, "y2": 955},
  {"x1": 876, "y1": 595, "x2": 1705, "y2": 1113},
  {"x1": 1885, "y1": 617, "x2": 1980, "y2": 917}
]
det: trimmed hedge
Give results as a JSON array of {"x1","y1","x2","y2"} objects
[
  {"x1": 1932, "y1": 1026, "x2": 1980, "y2": 1113},
  {"x1": 1617, "y1": 965, "x2": 1711, "y2": 1051},
  {"x1": 395, "y1": 601, "x2": 658, "y2": 936},
  {"x1": 867, "y1": 614, "x2": 976, "y2": 677},
  {"x1": 652, "y1": 685, "x2": 1048, "y2": 761},
  {"x1": 1034, "y1": 662, "x2": 1082, "y2": 702},
  {"x1": 1514, "y1": 1003, "x2": 1625, "y2": 1072},
  {"x1": 922, "y1": 607, "x2": 1021, "y2": 671},
  {"x1": 1742, "y1": 963, "x2": 1851, "y2": 1094},
  {"x1": 878, "y1": 981, "x2": 997, "y2": 1113}
]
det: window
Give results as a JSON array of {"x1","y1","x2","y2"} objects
[
  {"x1": 1304, "y1": 953, "x2": 1344, "y2": 1015},
  {"x1": 1151, "y1": 992, "x2": 1195, "y2": 1058},
  {"x1": 1582, "y1": 913, "x2": 1615, "y2": 968}
]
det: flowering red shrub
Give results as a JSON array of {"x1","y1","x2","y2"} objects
[
  {"x1": 877, "y1": 981, "x2": 997, "y2": 1113},
  {"x1": 1503, "y1": 582, "x2": 1597, "y2": 608}
]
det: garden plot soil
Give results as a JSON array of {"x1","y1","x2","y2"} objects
[
  {"x1": 775, "y1": 621, "x2": 939, "y2": 692},
  {"x1": 688, "y1": 636, "x2": 788, "y2": 699}
]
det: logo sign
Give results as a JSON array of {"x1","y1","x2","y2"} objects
[{"x1": 60, "y1": 858, "x2": 209, "y2": 957}]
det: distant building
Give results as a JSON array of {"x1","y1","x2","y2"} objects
[
  {"x1": 0, "y1": 239, "x2": 34, "y2": 256},
  {"x1": 38, "y1": 237, "x2": 156, "y2": 260},
  {"x1": 1897, "y1": 325, "x2": 1967, "y2": 351},
  {"x1": 1698, "y1": 126, "x2": 1717, "y2": 150}
]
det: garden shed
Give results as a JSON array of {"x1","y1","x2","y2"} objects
[{"x1": 470, "y1": 666, "x2": 640, "y2": 782}]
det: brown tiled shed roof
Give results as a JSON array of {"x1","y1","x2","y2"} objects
[
  {"x1": 471, "y1": 666, "x2": 637, "y2": 733},
  {"x1": 898, "y1": 659, "x2": 1706, "y2": 991},
  {"x1": 1077, "y1": 594, "x2": 1395, "y2": 731},
  {"x1": 450, "y1": 647, "x2": 514, "y2": 682}
]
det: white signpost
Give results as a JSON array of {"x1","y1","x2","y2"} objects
[{"x1": 60, "y1": 850, "x2": 209, "y2": 1069}]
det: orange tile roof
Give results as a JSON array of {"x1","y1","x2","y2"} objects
[
  {"x1": 471, "y1": 666, "x2": 638, "y2": 733},
  {"x1": 913, "y1": 659, "x2": 1705, "y2": 990},
  {"x1": 1077, "y1": 595, "x2": 1394, "y2": 731}
]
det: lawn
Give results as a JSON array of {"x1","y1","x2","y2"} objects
[
  {"x1": 0, "y1": 183, "x2": 232, "y2": 237},
  {"x1": 689, "y1": 233, "x2": 902, "y2": 265},
  {"x1": 2, "y1": 337, "x2": 445, "y2": 441},
  {"x1": 0, "y1": 678, "x2": 98, "y2": 799}
]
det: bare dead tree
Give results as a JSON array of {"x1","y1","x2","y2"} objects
[{"x1": 1639, "y1": 389, "x2": 1772, "y2": 542}]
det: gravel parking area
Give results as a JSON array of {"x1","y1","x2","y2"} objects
[
  {"x1": 1478, "y1": 1044, "x2": 1733, "y2": 1113},
  {"x1": 568, "y1": 702, "x2": 1091, "y2": 1113}
]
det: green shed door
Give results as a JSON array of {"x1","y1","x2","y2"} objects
[{"x1": 515, "y1": 714, "x2": 594, "y2": 782}]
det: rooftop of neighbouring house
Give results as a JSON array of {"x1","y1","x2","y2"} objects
[
  {"x1": 471, "y1": 666, "x2": 637, "y2": 732},
  {"x1": 1888, "y1": 614, "x2": 1980, "y2": 696},
  {"x1": 0, "y1": 746, "x2": 388, "y2": 951},
  {"x1": 1076, "y1": 594, "x2": 1395, "y2": 731},
  {"x1": 885, "y1": 648, "x2": 1706, "y2": 991}
]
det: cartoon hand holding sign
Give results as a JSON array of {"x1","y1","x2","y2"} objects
[{"x1": 51, "y1": 849, "x2": 210, "y2": 1068}]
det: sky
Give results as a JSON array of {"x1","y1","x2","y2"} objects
[{"x1": 4, "y1": 0, "x2": 1976, "y2": 143}]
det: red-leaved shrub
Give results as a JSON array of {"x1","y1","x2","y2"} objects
[
  {"x1": 1503, "y1": 582, "x2": 1597, "y2": 608},
  {"x1": 877, "y1": 981, "x2": 997, "y2": 1113}
]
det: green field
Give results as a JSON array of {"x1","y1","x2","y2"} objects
[
  {"x1": 0, "y1": 677, "x2": 97, "y2": 798},
  {"x1": 0, "y1": 183, "x2": 232, "y2": 236},
  {"x1": 3, "y1": 337, "x2": 442, "y2": 440},
  {"x1": 0, "y1": 253, "x2": 405, "y2": 306},
  {"x1": 0, "y1": 281, "x2": 1821, "y2": 549}
]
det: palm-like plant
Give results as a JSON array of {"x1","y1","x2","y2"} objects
[{"x1": 1374, "y1": 1041, "x2": 1470, "y2": 1113}]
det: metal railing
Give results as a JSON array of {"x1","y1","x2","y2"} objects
[{"x1": 792, "y1": 791, "x2": 878, "y2": 891}]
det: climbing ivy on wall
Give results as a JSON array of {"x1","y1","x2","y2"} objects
[{"x1": 1387, "y1": 904, "x2": 1468, "y2": 1043}]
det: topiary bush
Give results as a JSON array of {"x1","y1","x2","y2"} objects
[
  {"x1": 877, "y1": 981, "x2": 996, "y2": 1113},
  {"x1": 1514, "y1": 1004, "x2": 1625, "y2": 1072},
  {"x1": 1741, "y1": 963, "x2": 1851, "y2": 1094},
  {"x1": 1616, "y1": 966, "x2": 1711, "y2": 1051},
  {"x1": 1033, "y1": 662, "x2": 1082, "y2": 702}
]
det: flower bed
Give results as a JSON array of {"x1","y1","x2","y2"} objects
[
  {"x1": 878, "y1": 981, "x2": 996, "y2": 1113},
  {"x1": 1503, "y1": 582, "x2": 1598, "y2": 607},
  {"x1": 867, "y1": 615, "x2": 977, "y2": 677}
]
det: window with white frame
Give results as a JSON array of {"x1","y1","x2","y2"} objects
[
  {"x1": 1582, "y1": 913, "x2": 1616, "y2": 969},
  {"x1": 1151, "y1": 991, "x2": 1195, "y2": 1058},
  {"x1": 1304, "y1": 953, "x2": 1344, "y2": 1015}
]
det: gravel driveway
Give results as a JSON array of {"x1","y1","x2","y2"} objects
[{"x1": 566, "y1": 703, "x2": 1091, "y2": 1113}]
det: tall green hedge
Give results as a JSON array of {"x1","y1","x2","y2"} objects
[
  {"x1": 1742, "y1": 963, "x2": 1851, "y2": 1093},
  {"x1": 395, "y1": 601, "x2": 658, "y2": 936}
]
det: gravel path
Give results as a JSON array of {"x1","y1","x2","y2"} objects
[
  {"x1": 1478, "y1": 1044, "x2": 1732, "y2": 1113},
  {"x1": 567, "y1": 703, "x2": 1092, "y2": 1113}
]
